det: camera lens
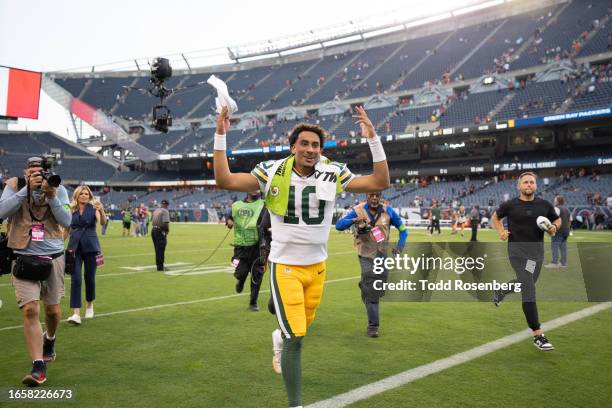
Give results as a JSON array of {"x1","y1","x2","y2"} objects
[{"x1": 47, "y1": 174, "x2": 62, "y2": 188}]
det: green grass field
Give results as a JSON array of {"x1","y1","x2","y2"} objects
[{"x1": 0, "y1": 223, "x2": 611, "y2": 407}]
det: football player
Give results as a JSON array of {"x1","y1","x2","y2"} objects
[{"x1": 213, "y1": 105, "x2": 389, "y2": 408}]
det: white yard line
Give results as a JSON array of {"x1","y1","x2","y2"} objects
[
  {"x1": 0, "y1": 276, "x2": 358, "y2": 332},
  {"x1": 306, "y1": 302, "x2": 612, "y2": 408}
]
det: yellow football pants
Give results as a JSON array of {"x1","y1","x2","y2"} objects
[{"x1": 269, "y1": 261, "x2": 326, "y2": 338}]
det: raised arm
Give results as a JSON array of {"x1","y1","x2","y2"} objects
[
  {"x1": 213, "y1": 106, "x2": 261, "y2": 192},
  {"x1": 345, "y1": 106, "x2": 390, "y2": 193}
]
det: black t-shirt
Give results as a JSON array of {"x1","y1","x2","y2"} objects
[{"x1": 496, "y1": 197, "x2": 559, "y2": 259}]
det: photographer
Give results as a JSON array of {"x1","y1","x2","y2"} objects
[
  {"x1": 0, "y1": 157, "x2": 71, "y2": 386},
  {"x1": 335, "y1": 192, "x2": 408, "y2": 337}
]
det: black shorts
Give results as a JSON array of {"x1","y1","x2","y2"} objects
[{"x1": 123, "y1": 221, "x2": 131, "y2": 229}]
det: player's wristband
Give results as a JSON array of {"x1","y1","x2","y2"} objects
[
  {"x1": 214, "y1": 133, "x2": 227, "y2": 151},
  {"x1": 368, "y1": 135, "x2": 386, "y2": 162}
]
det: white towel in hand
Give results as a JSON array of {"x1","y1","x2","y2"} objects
[{"x1": 207, "y1": 75, "x2": 238, "y2": 114}]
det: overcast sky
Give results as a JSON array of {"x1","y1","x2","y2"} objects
[{"x1": 0, "y1": 0, "x2": 474, "y2": 138}]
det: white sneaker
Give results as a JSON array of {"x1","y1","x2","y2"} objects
[
  {"x1": 272, "y1": 329, "x2": 283, "y2": 374},
  {"x1": 544, "y1": 263, "x2": 559, "y2": 268},
  {"x1": 85, "y1": 307, "x2": 94, "y2": 319},
  {"x1": 67, "y1": 314, "x2": 81, "y2": 325}
]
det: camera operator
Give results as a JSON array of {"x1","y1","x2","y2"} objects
[
  {"x1": 0, "y1": 157, "x2": 71, "y2": 386},
  {"x1": 335, "y1": 192, "x2": 408, "y2": 337}
]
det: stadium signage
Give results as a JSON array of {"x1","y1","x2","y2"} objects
[
  {"x1": 494, "y1": 161, "x2": 557, "y2": 171},
  {"x1": 515, "y1": 107, "x2": 612, "y2": 127},
  {"x1": 153, "y1": 108, "x2": 612, "y2": 160}
]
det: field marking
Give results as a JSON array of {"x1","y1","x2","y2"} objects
[
  {"x1": 0, "y1": 263, "x2": 236, "y2": 286},
  {"x1": 0, "y1": 251, "x2": 356, "y2": 287},
  {"x1": 0, "y1": 276, "x2": 359, "y2": 332},
  {"x1": 306, "y1": 302, "x2": 612, "y2": 408},
  {"x1": 121, "y1": 262, "x2": 192, "y2": 271}
]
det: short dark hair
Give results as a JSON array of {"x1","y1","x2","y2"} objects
[
  {"x1": 555, "y1": 195, "x2": 565, "y2": 205},
  {"x1": 288, "y1": 123, "x2": 326, "y2": 147},
  {"x1": 518, "y1": 171, "x2": 537, "y2": 181}
]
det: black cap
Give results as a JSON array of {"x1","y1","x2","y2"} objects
[{"x1": 161, "y1": 199, "x2": 169, "y2": 205}]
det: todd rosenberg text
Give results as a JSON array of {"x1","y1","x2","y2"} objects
[{"x1": 373, "y1": 279, "x2": 522, "y2": 293}]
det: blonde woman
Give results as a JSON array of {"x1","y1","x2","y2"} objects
[{"x1": 66, "y1": 186, "x2": 107, "y2": 324}]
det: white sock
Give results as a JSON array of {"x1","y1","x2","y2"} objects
[
  {"x1": 44, "y1": 332, "x2": 55, "y2": 341},
  {"x1": 272, "y1": 329, "x2": 283, "y2": 352}
]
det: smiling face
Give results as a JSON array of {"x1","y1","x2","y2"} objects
[
  {"x1": 291, "y1": 130, "x2": 322, "y2": 173},
  {"x1": 76, "y1": 187, "x2": 92, "y2": 205}
]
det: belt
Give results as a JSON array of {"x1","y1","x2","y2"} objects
[{"x1": 17, "y1": 252, "x2": 64, "y2": 259}]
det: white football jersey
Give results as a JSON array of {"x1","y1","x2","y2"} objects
[{"x1": 252, "y1": 159, "x2": 354, "y2": 265}]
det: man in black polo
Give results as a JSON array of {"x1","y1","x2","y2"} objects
[
  {"x1": 151, "y1": 200, "x2": 170, "y2": 272},
  {"x1": 491, "y1": 172, "x2": 561, "y2": 351}
]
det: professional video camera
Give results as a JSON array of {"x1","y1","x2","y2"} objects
[
  {"x1": 150, "y1": 57, "x2": 173, "y2": 133},
  {"x1": 27, "y1": 155, "x2": 61, "y2": 187},
  {"x1": 123, "y1": 57, "x2": 210, "y2": 134}
]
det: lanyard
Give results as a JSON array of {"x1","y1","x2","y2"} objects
[{"x1": 365, "y1": 205, "x2": 383, "y2": 227}]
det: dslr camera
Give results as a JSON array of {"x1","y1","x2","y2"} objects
[
  {"x1": 355, "y1": 219, "x2": 373, "y2": 235},
  {"x1": 27, "y1": 155, "x2": 61, "y2": 188}
]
